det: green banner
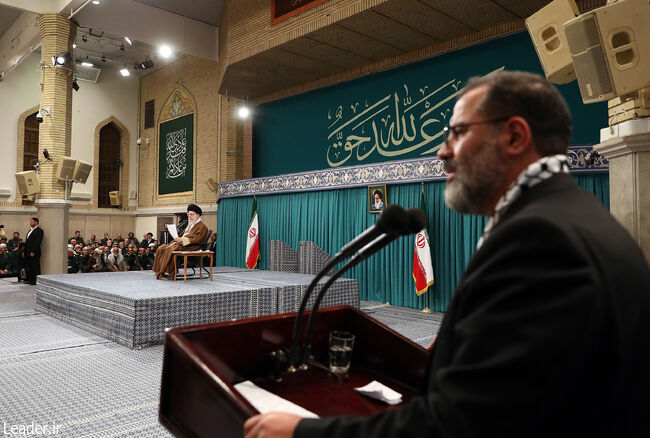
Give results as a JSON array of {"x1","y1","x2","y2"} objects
[{"x1": 158, "y1": 113, "x2": 194, "y2": 195}]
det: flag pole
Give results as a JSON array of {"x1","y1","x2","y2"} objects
[{"x1": 420, "y1": 182, "x2": 433, "y2": 314}]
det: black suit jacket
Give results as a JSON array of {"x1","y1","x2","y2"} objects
[
  {"x1": 296, "y1": 174, "x2": 650, "y2": 438},
  {"x1": 25, "y1": 227, "x2": 43, "y2": 257}
]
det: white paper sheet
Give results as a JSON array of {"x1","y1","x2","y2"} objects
[
  {"x1": 234, "y1": 380, "x2": 319, "y2": 418},
  {"x1": 167, "y1": 224, "x2": 178, "y2": 240},
  {"x1": 354, "y1": 380, "x2": 403, "y2": 405}
]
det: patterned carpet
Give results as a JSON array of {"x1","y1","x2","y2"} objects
[{"x1": 0, "y1": 277, "x2": 443, "y2": 438}]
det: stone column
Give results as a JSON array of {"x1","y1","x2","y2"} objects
[
  {"x1": 36, "y1": 14, "x2": 76, "y2": 274},
  {"x1": 595, "y1": 119, "x2": 650, "y2": 263}
]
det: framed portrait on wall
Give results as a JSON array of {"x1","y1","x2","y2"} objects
[
  {"x1": 368, "y1": 185, "x2": 387, "y2": 214},
  {"x1": 271, "y1": 0, "x2": 331, "y2": 25}
]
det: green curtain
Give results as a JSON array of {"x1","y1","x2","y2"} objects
[{"x1": 216, "y1": 173, "x2": 609, "y2": 311}]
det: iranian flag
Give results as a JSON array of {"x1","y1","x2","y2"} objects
[
  {"x1": 412, "y1": 192, "x2": 434, "y2": 295},
  {"x1": 245, "y1": 199, "x2": 260, "y2": 269}
]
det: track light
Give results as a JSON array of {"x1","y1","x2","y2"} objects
[
  {"x1": 52, "y1": 51, "x2": 72, "y2": 67},
  {"x1": 101, "y1": 55, "x2": 106, "y2": 63},
  {"x1": 72, "y1": 79, "x2": 79, "y2": 92},
  {"x1": 82, "y1": 35, "x2": 87, "y2": 42},
  {"x1": 134, "y1": 58, "x2": 154, "y2": 70},
  {"x1": 120, "y1": 68, "x2": 130, "y2": 77},
  {"x1": 120, "y1": 43, "x2": 125, "y2": 51},
  {"x1": 43, "y1": 149, "x2": 51, "y2": 161},
  {"x1": 124, "y1": 37, "x2": 132, "y2": 45}
]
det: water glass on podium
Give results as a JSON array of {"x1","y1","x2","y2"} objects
[{"x1": 329, "y1": 331, "x2": 355, "y2": 374}]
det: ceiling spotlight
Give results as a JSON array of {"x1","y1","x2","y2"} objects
[
  {"x1": 82, "y1": 35, "x2": 87, "y2": 42},
  {"x1": 81, "y1": 61, "x2": 94, "y2": 67},
  {"x1": 124, "y1": 37, "x2": 133, "y2": 45},
  {"x1": 158, "y1": 45, "x2": 172, "y2": 59},
  {"x1": 72, "y1": 79, "x2": 79, "y2": 92},
  {"x1": 101, "y1": 55, "x2": 106, "y2": 63},
  {"x1": 73, "y1": 43, "x2": 77, "y2": 49},
  {"x1": 92, "y1": 0, "x2": 100, "y2": 4},
  {"x1": 120, "y1": 43, "x2": 125, "y2": 51},
  {"x1": 120, "y1": 68, "x2": 130, "y2": 77},
  {"x1": 238, "y1": 106, "x2": 251, "y2": 119},
  {"x1": 52, "y1": 51, "x2": 72, "y2": 67},
  {"x1": 134, "y1": 58, "x2": 154, "y2": 70},
  {"x1": 43, "y1": 149, "x2": 51, "y2": 160}
]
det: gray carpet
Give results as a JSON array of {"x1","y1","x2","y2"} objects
[{"x1": 0, "y1": 277, "x2": 443, "y2": 438}]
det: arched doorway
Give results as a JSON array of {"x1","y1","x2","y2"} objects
[
  {"x1": 22, "y1": 112, "x2": 39, "y2": 205},
  {"x1": 98, "y1": 122, "x2": 122, "y2": 208}
]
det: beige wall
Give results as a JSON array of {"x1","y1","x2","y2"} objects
[{"x1": 138, "y1": 55, "x2": 244, "y2": 209}]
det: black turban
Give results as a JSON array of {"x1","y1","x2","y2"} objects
[{"x1": 187, "y1": 204, "x2": 202, "y2": 216}]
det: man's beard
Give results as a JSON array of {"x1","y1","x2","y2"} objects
[{"x1": 443, "y1": 138, "x2": 507, "y2": 215}]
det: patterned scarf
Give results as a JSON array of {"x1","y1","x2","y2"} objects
[{"x1": 476, "y1": 154, "x2": 569, "y2": 250}]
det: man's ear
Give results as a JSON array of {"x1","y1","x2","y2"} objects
[{"x1": 502, "y1": 116, "x2": 533, "y2": 156}]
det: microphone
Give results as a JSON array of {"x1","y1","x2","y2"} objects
[
  {"x1": 299, "y1": 208, "x2": 426, "y2": 366},
  {"x1": 285, "y1": 205, "x2": 410, "y2": 370},
  {"x1": 176, "y1": 220, "x2": 188, "y2": 236}
]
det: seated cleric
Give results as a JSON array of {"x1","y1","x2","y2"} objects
[
  {"x1": 152, "y1": 204, "x2": 208, "y2": 279},
  {"x1": 243, "y1": 71, "x2": 650, "y2": 437}
]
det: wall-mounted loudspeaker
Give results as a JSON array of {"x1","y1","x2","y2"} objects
[
  {"x1": 56, "y1": 156, "x2": 77, "y2": 181},
  {"x1": 526, "y1": 0, "x2": 579, "y2": 84},
  {"x1": 15, "y1": 171, "x2": 39, "y2": 195},
  {"x1": 564, "y1": 0, "x2": 650, "y2": 103},
  {"x1": 109, "y1": 190, "x2": 121, "y2": 206},
  {"x1": 72, "y1": 160, "x2": 92, "y2": 184}
]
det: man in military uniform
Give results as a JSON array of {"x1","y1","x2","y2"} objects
[
  {"x1": 69, "y1": 230, "x2": 84, "y2": 247},
  {"x1": 7, "y1": 232, "x2": 22, "y2": 253},
  {"x1": 125, "y1": 245, "x2": 140, "y2": 271},
  {"x1": 137, "y1": 247, "x2": 153, "y2": 270}
]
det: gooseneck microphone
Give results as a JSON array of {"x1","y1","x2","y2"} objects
[
  {"x1": 285, "y1": 205, "x2": 409, "y2": 370},
  {"x1": 299, "y1": 208, "x2": 426, "y2": 365}
]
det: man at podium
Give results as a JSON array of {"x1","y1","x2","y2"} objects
[{"x1": 244, "y1": 72, "x2": 650, "y2": 437}]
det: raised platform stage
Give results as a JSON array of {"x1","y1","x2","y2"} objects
[{"x1": 35, "y1": 267, "x2": 359, "y2": 349}]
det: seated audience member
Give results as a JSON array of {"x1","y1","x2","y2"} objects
[
  {"x1": 7, "y1": 232, "x2": 22, "y2": 252},
  {"x1": 107, "y1": 246, "x2": 126, "y2": 272},
  {"x1": 77, "y1": 246, "x2": 93, "y2": 273},
  {"x1": 14, "y1": 242, "x2": 26, "y2": 281},
  {"x1": 127, "y1": 232, "x2": 139, "y2": 247},
  {"x1": 140, "y1": 232, "x2": 154, "y2": 248},
  {"x1": 105, "y1": 239, "x2": 113, "y2": 249},
  {"x1": 74, "y1": 243, "x2": 82, "y2": 255},
  {"x1": 0, "y1": 243, "x2": 16, "y2": 277},
  {"x1": 137, "y1": 247, "x2": 153, "y2": 270},
  {"x1": 69, "y1": 238, "x2": 77, "y2": 248},
  {"x1": 118, "y1": 240, "x2": 127, "y2": 256},
  {"x1": 243, "y1": 71, "x2": 650, "y2": 438},
  {"x1": 67, "y1": 247, "x2": 78, "y2": 274},
  {"x1": 100, "y1": 233, "x2": 110, "y2": 246},
  {"x1": 87, "y1": 234, "x2": 98, "y2": 245},
  {"x1": 94, "y1": 247, "x2": 111, "y2": 272},
  {"x1": 69, "y1": 230, "x2": 84, "y2": 247},
  {"x1": 124, "y1": 245, "x2": 140, "y2": 271},
  {"x1": 115, "y1": 233, "x2": 125, "y2": 243}
]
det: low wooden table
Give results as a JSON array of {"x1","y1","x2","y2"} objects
[{"x1": 173, "y1": 251, "x2": 214, "y2": 282}]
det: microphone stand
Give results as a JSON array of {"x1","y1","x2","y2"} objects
[{"x1": 300, "y1": 233, "x2": 398, "y2": 367}]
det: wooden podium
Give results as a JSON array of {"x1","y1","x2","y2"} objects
[{"x1": 159, "y1": 305, "x2": 430, "y2": 438}]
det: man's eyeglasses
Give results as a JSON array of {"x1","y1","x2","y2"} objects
[{"x1": 443, "y1": 117, "x2": 510, "y2": 143}]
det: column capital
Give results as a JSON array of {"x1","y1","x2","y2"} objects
[{"x1": 596, "y1": 119, "x2": 650, "y2": 158}]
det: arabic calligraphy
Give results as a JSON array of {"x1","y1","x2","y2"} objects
[
  {"x1": 165, "y1": 128, "x2": 187, "y2": 179},
  {"x1": 326, "y1": 67, "x2": 505, "y2": 168}
]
